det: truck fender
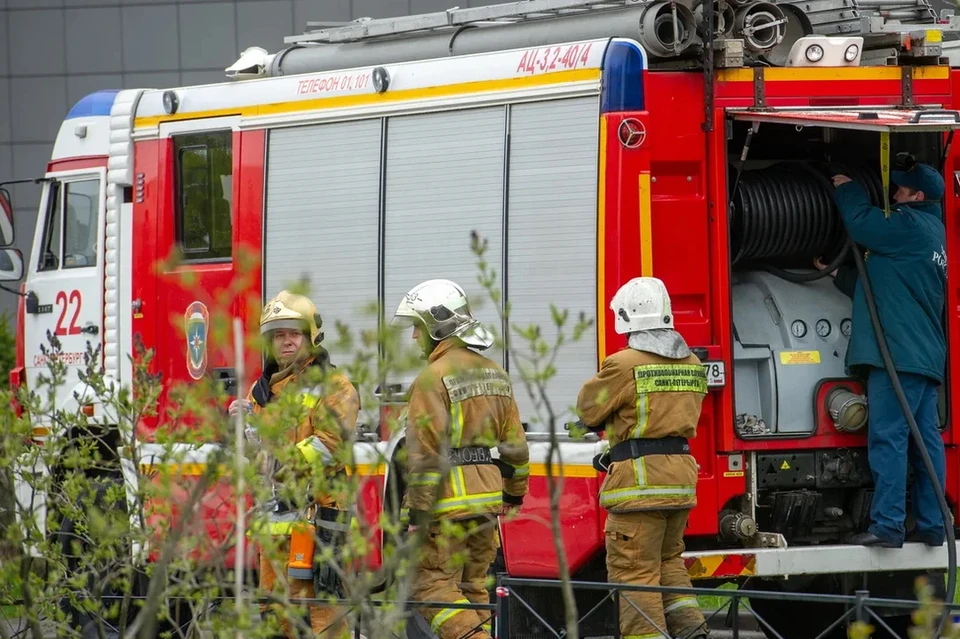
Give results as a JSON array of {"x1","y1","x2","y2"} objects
[
  {"x1": 382, "y1": 425, "x2": 407, "y2": 517},
  {"x1": 66, "y1": 374, "x2": 121, "y2": 425}
]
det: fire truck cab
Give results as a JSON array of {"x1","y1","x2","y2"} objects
[{"x1": 7, "y1": 0, "x2": 960, "y2": 637}]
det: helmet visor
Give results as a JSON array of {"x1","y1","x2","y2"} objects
[
  {"x1": 390, "y1": 315, "x2": 416, "y2": 327},
  {"x1": 390, "y1": 298, "x2": 421, "y2": 328},
  {"x1": 260, "y1": 318, "x2": 307, "y2": 336}
]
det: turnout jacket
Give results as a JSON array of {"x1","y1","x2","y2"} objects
[
  {"x1": 247, "y1": 356, "x2": 360, "y2": 515},
  {"x1": 577, "y1": 348, "x2": 706, "y2": 513},
  {"x1": 404, "y1": 339, "x2": 530, "y2": 522}
]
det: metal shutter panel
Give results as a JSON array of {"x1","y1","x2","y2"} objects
[
  {"x1": 383, "y1": 107, "x2": 506, "y2": 366},
  {"x1": 264, "y1": 120, "x2": 382, "y2": 364},
  {"x1": 506, "y1": 97, "x2": 599, "y2": 429}
]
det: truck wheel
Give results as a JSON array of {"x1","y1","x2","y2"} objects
[
  {"x1": 55, "y1": 477, "x2": 131, "y2": 639},
  {"x1": 747, "y1": 576, "x2": 848, "y2": 639}
]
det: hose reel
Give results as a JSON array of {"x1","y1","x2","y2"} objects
[
  {"x1": 694, "y1": 0, "x2": 737, "y2": 38},
  {"x1": 734, "y1": 1, "x2": 788, "y2": 52},
  {"x1": 730, "y1": 161, "x2": 885, "y2": 266},
  {"x1": 639, "y1": 1, "x2": 698, "y2": 58},
  {"x1": 690, "y1": 0, "x2": 789, "y2": 53}
]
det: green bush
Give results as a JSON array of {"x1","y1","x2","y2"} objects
[{"x1": 0, "y1": 310, "x2": 16, "y2": 387}]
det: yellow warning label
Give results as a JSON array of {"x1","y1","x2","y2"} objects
[
  {"x1": 779, "y1": 350, "x2": 821, "y2": 365},
  {"x1": 723, "y1": 471, "x2": 745, "y2": 478},
  {"x1": 926, "y1": 29, "x2": 943, "y2": 43},
  {"x1": 780, "y1": 460, "x2": 791, "y2": 470},
  {"x1": 880, "y1": 131, "x2": 891, "y2": 215}
]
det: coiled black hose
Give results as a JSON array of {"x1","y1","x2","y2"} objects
[
  {"x1": 730, "y1": 162, "x2": 884, "y2": 266},
  {"x1": 731, "y1": 162, "x2": 844, "y2": 264}
]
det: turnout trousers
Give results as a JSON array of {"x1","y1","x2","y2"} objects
[
  {"x1": 605, "y1": 510, "x2": 707, "y2": 639},
  {"x1": 412, "y1": 516, "x2": 498, "y2": 639},
  {"x1": 259, "y1": 540, "x2": 349, "y2": 639}
]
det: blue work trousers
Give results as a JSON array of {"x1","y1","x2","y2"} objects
[{"x1": 867, "y1": 367, "x2": 946, "y2": 544}]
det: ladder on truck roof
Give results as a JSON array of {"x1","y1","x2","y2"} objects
[
  {"x1": 286, "y1": 0, "x2": 646, "y2": 44},
  {"x1": 285, "y1": 0, "x2": 960, "y2": 60}
]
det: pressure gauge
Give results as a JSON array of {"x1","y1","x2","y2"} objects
[
  {"x1": 791, "y1": 320, "x2": 807, "y2": 338},
  {"x1": 840, "y1": 318, "x2": 852, "y2": 337},
  {"x1": 816, "y1": 319, "x2": 831, "y2": 338}
]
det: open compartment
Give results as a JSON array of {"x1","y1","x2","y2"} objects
[{"x1": 724, "y1": 108, "x2": 960, "y2": 440}]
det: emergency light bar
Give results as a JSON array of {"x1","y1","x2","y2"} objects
[{"x1": 786, "y1": 35, "x2": 864, "y2": 67}]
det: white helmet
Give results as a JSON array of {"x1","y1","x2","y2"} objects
[
  {"x1": 391, "y1": 279, "x2": 494, "y2": 350},
  {"x1": 610, "y1": 277, "x2": 674, "y2": 335}
]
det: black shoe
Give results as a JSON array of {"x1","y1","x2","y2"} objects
[
  {"x1": 849, "y1": 532, "x2": 903, "y2": 548},
  {"x1": 906, "y1": 531, "x2": 945, "y2": 547}
]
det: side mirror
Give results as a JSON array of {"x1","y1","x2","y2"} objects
[
  {"x1": 0, "y1": 189, "x2": 13, "y2": 247},
  {"x1": 0, "y1": 248, "x2": 24, "y2": 282}
]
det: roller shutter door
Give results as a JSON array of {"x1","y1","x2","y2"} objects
[
  {"x1": 264, "y1": 120, "x2": 382, "y2": 365},
  {"x1": 383, "y1": 107, "x2": 507, "y2": 367},
  {"x1": 506, "y1": 97, "x2": 599, "y2": 429}
]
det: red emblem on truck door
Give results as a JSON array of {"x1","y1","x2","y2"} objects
[{"x1": 184, "y1": 301, "x2": 209, "y2": 380}]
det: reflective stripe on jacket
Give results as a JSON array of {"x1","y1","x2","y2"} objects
[
  {"x1": 247, "y1": 356, "x2": 360, "y2": 511},
  {"x1": 404, "y1": 339, "x2": 530, "y2": 521},
  {"x1": 577, "y1": 348, "x2": 706, "y2": 513}
]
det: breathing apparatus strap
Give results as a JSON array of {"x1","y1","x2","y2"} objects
[{"x1": 608, "y1": 436, "x2": 691, "y2": 462}]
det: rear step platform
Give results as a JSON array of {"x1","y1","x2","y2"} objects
[{"x1": 683, "y1": 542, "x2": 959, "y2": 579}]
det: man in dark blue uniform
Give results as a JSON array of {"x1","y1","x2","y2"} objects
[{"x1": 818, "y1": 162, "x2": 947, "y2": 548}]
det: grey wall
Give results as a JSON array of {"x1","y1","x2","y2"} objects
[
  {"x1": 0, "y1": 0, "x2": 954, "y2": 323},
  {"x1": 0, "y1": 0, "x2": 506, "y2": 321}
]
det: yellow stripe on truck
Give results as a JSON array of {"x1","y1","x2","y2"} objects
[
  {"x1": 717, "y1": 66, "x2": 949, "y2": 82},
  {"x1": 137, "y1": 461, "x2": 598, "y2": 479},
  {"x1": 134, "y1": 68, "x2": 602, "y2": 129},
  {"x1": 138, "y1": 462, "x2": 388, "y2": 476}
]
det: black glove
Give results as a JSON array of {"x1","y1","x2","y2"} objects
[
  {"x1": 592, "y1": 451, "x2": 611, "y2": 473},
  {"x1": 503, "y1": 491, "x2": 523, "y2": 509},
  {"x1": 407, "y1": 508, "x2": 431, "y2": 528}
]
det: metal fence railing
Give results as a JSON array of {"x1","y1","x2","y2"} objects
[
  {"x1": 493, "y1": 576, "x2": 960, "y2": 639},
  {"x1": 5, "y1": 578, "x2": 960, "y2": 639}
]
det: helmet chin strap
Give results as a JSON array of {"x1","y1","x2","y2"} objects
[{"x1": 418, "y1": 328, "x2": 440, "y2": 358}]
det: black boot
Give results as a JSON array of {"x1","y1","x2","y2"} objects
[
  {"x1": 906, "y1": 530, "x2": 945, "y2": 546},
  {"x1": 848, "y1": 531, "x2": 902, "y2": 548}
]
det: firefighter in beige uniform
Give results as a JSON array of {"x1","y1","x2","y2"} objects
[
  {"x1": 577, "y1": 277, "x2": 709, "y2": 639},
  {"x1": 230, "y1": 291, "x2": 359, "y2": 639},
  {"x1": 390, "y1": 279, "x2": 530, "y2": 639}
]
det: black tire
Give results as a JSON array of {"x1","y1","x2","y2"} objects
[
  {"x1": 747, "y1": 577, "x2": 849, "y2": 639},
  {"x1": 55, "y1": 477, "x2": 130, "y2": 639}
]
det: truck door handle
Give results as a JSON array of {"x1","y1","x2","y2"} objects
[
  {"x1": 211, "y1": 367, "x2": 237, "y2": 397},
  {"x1": 25, "y1": 291, "x2": 42, "y2": 315},
  {"x1": 81, "y1": 323, "x2": 99, "y2": 336}
]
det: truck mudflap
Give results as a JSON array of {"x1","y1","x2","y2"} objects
[{"x1": 683, "y1": 542, "x2": 960, "y2": 579}]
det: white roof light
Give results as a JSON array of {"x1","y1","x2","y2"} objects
[{"x1": 786, "y1": 35, "x2": 864, "y2": 67}]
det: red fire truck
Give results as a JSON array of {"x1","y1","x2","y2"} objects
[{"x1": 6, "y1": 0, "x2": 960, "y2": 636}]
